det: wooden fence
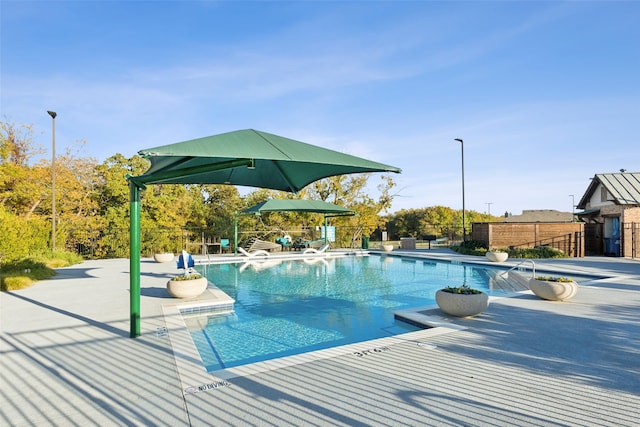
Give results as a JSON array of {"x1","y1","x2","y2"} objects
[{"x1": 471, "y1": 222, "x2": 585, "y2": 257}]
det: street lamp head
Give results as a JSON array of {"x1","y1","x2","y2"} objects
[
  {"x1": 47, "y1": 110, "x2": 57, "y2": 119},
  {"x1": 454, "y1": 138, "x2": 463, "y2": 143}
]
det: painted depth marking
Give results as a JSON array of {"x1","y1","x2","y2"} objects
[
  {"x1": 184, "y1": 380, "x2": 231, "y2": 395},
  {"x1": 353, "y1": 346, "x2": 390, "y2": 357}
]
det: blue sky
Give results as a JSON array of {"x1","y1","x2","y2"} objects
[{"x1": 2, "y1": 1, "x2": 639, "y2": 216}]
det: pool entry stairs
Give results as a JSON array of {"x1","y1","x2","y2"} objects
[{"x1": 487, "y1": 269, "x2": 531, "y2": 293}]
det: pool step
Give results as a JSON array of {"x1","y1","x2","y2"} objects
[
  {"x1": 488, "y1": 270, "x2": 531, "y2": 293},
  {"x1": 177, "y1": 286, "x2": 236, "y2": 319}
]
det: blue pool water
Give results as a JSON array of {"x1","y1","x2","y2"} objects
[{"x1": 187, "y1": 255, "x2": 508, "y2": 372}]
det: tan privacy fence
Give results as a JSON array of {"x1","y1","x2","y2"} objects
[{"x1": 471, "y1": 222, "x2": 585, "y2": 257}]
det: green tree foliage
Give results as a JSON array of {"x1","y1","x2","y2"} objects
[
  {"x1": 301, "y1": 174, "x2": 397, "y2": 247},
  {"x1": 1, "y1": 120, "x2": 48, "y2": 216},
  {"x1": 0, "y1": 205, "x2": 50, "y2": 262},
  {"x1": 233, "y1": 174, "x2": 398, "y2": 249},
  {"x1": 385, "y1": 206, "x2": 499, "y2": 240},
  {"x1": 200, "y1": 184, "x2": 243, "y2": 239},
  {"x1": 236, "y1": 189, "x2": 295, "y2": 244},
  {"x1": 1, "y1": 117, "x2": 422, "y2": 260}
]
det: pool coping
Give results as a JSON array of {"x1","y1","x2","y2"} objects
[
  {"x1": 163, "y1": 251, "x2": 618, "y2": 396},
  {"x1": 5, "y1": 253, "x2": 639, "y2": 426},
  {"x1": 163, "y1": 296, "x2": 469, "y2": 395},
  {"x1": 163, "y1": 253, "x2": 554, "y2": 394}
]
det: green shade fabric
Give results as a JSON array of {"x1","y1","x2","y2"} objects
[
  {"x1": 235, "y1": 199, "x2": 356, "y2": 251},
  {"x1": 242, "y1": 199, "x2": 356, "y2": 216},
  {"x1": 131, "y1": 129, "x2": 401, "y2": 192},
  {"x1": 127, "y1": 129, "x2": 400, "y2": 338}
]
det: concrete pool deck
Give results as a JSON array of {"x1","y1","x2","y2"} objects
[{"x1": 1, "y1": 250, "x2": 639, "y2": 426}]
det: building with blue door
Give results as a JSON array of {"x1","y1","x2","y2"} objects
[{"x1": 576, "y1": 172, "x2": 640, "y2": 258}]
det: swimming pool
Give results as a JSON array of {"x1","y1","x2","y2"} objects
[{"x1": 184, "y1": 254, "x2": 516, "y2": 372}]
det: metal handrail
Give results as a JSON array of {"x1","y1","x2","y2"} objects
[{"x1": 499, "y1": 259, "x2": 536, "y2": 278}]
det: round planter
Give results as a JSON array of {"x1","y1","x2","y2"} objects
[
  {"x1": 435, "y1": 290, "x2": 489, "y2": 317},
  {"x1": 528, "y1": 278, "x2": 578, "y2": 301},
  {"x1": 382, "y1": 244, "x2": 394, "y2": 252},
  {"x1": 167, "y1": 277, "x2": 208, "y2": 299},
  {"x1": 485, "y1": 251, "x2": 508, "y2": 262},
  {"x1": 154, "y1": 253, "x2": 175, "y2": 263}
]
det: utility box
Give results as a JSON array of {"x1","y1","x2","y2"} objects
[
  {"x1": 362, "y1": 236, "x2": 369, "y2": 249},
  {"x1": 400, "y1": 237, "x2": 416, "y2": 250}
]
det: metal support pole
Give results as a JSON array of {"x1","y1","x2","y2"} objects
[
  {"x1": 47, "y1": 111, "x2": 57, "y2": 251},
  {"x1": 129, "y1": 180, "x2": 141, "y2": 338},
  {"x1": 455, "y1": 138, "x2": 466, "y2": 241},
  {"x1": 569, "y1": 194, "x2": 575, "y2": 222},
  {"x1": 234, "y1": 211, "x2": 238, "y2": 256},
  {"x1": 324, "y1": 215, "x2": 328, "y2": 244}
]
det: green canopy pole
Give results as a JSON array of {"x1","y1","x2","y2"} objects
[
  {"x1": 234, "y1": 211, "x2": 238, "y2": 256},
  {"x1": 324, "y1": 215, "x2": 328, "y2": 244},
  {"x1": 129, "y1": 180, "x2": 141, "y2": 338}
]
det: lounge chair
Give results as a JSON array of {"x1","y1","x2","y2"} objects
[
  {"x1": 245, "y1": 237, "x2": 282, "y2": 252},
  {"x1": 276, "y1": 236, "x2": 292, "y2": 251},
  {"x1": 292, "y1": 238, "x2": 308, "y2": 250},
  {"x1": 302, "y1": 243, "x2": 330, "y2": 254},
  {"x1": 305, "y1": 239, "x2": 326, "y2": 249},
  {"x1": 238, "y1": 247, "x2": 270, "y2": 257}
]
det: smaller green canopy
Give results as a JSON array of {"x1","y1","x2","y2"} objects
[
  {"x1": 235, "y1": 199, "x2": 356, "y2": 253},
  {"x1": 242, "y1": 199, "x2": 356, "y2": 216}
]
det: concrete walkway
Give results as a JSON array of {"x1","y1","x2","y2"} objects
[{"x1": 1, "y1": 251, "x2": 639, "y2": 426}]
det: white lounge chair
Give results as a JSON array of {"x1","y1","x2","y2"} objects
[
  {"x1": 245, "y1": 237, "x2": 281, "y2": 252},
  {"x1": 238, "y1": 247, "x2": 270, "y2": 257},
  {"x1": 302, "y1": 243, "x2": 329, "y2": 254}
]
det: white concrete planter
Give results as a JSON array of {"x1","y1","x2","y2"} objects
[
  {"x1": 485, "y1": 251, "x2": 508, "y2": 262},
  {"x1": 435, "y1": 290, "x2": 489, "y2": 317},
  {"x1": 528, "y1": 278, "x2": 578, "y2": 301},
  {"x1": 382, "y1": 244, "x2": 394, "y2": 252},
  {"x1": 167, "y1": 277, "x2": 208, "y2": 299},
  {"x1": 154, "y1": 253, "x2": 175, "y2": 263}
]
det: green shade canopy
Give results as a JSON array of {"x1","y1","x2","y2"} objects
[
  {"x1": 127, "y1": 129, "x2": 400, "y2": 338},
  {"x1": 242, "y1": 199, "x2": 356, "y2": 216},
  {"x1": 130, "y1": 129, "x2": 401, "y2": 191},
  {"x1": 235, "y1": 199, "x2": 357, "y2": 252}
]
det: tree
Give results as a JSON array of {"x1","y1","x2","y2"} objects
[
  {"x1": 0, "y1": 119, "x2": 56, "y2": 258},
  {"x1": 200, "y1": 184, "x2": 243, "y2": 239},
  {"x1": 385, "y1": 206, "x2": 502, "y2": 241},
  {"x1": 0, "y1": 120, "x2": 48, "y2": 216},
  {"x1": 0, "y1": 119, "x2": 43, "y2": 166},
  {"x1": 301, "y1": 174, "x2": 398, "y2": 247},
  {"x1": 1, "y1": 115, "x2": 404, "y2": 259}
]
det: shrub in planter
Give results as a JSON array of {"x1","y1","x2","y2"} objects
[
  {"x1": 485, "y1": 249, "x2": 508, "y2": 262},
  {"x1": 528, "y1": 276, "x2": 578, "y2": 301},
  {"x1": 154, "y1": 252, "x2": 175, "y2": 263},
  {"x1": 167, "y1": 272, "x2": 208, "y2": 299},
  {"x1": 435, "y1": 285, "x2": 489, "y2": 317}
]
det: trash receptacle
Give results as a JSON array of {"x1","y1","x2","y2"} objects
[
  {"x1": 362, "y1": 236, "x2": 369, "y2": 249},
  {"x1": 604, "y1": 237, "x2": 620, "y2": 256},
  {"x1": 604, "y1": 238, "x2": 620, "y2": 256},
  {"x1": 400, "y1": 237, "x2": 416, "y2": 249}
]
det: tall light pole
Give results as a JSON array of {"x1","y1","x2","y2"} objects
[
  {"x1": 454, "y1": 138, "x2": 466, "y2": 241},
  {"x1": 486, "y1": 202, "x2": 493, "y2": 217},
  {"x1": 47, "y1": 110, "x2": 57, "y2": 252},
  {"x1": 569, "y1": 194, "x2": 575, "y2": 222}
]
